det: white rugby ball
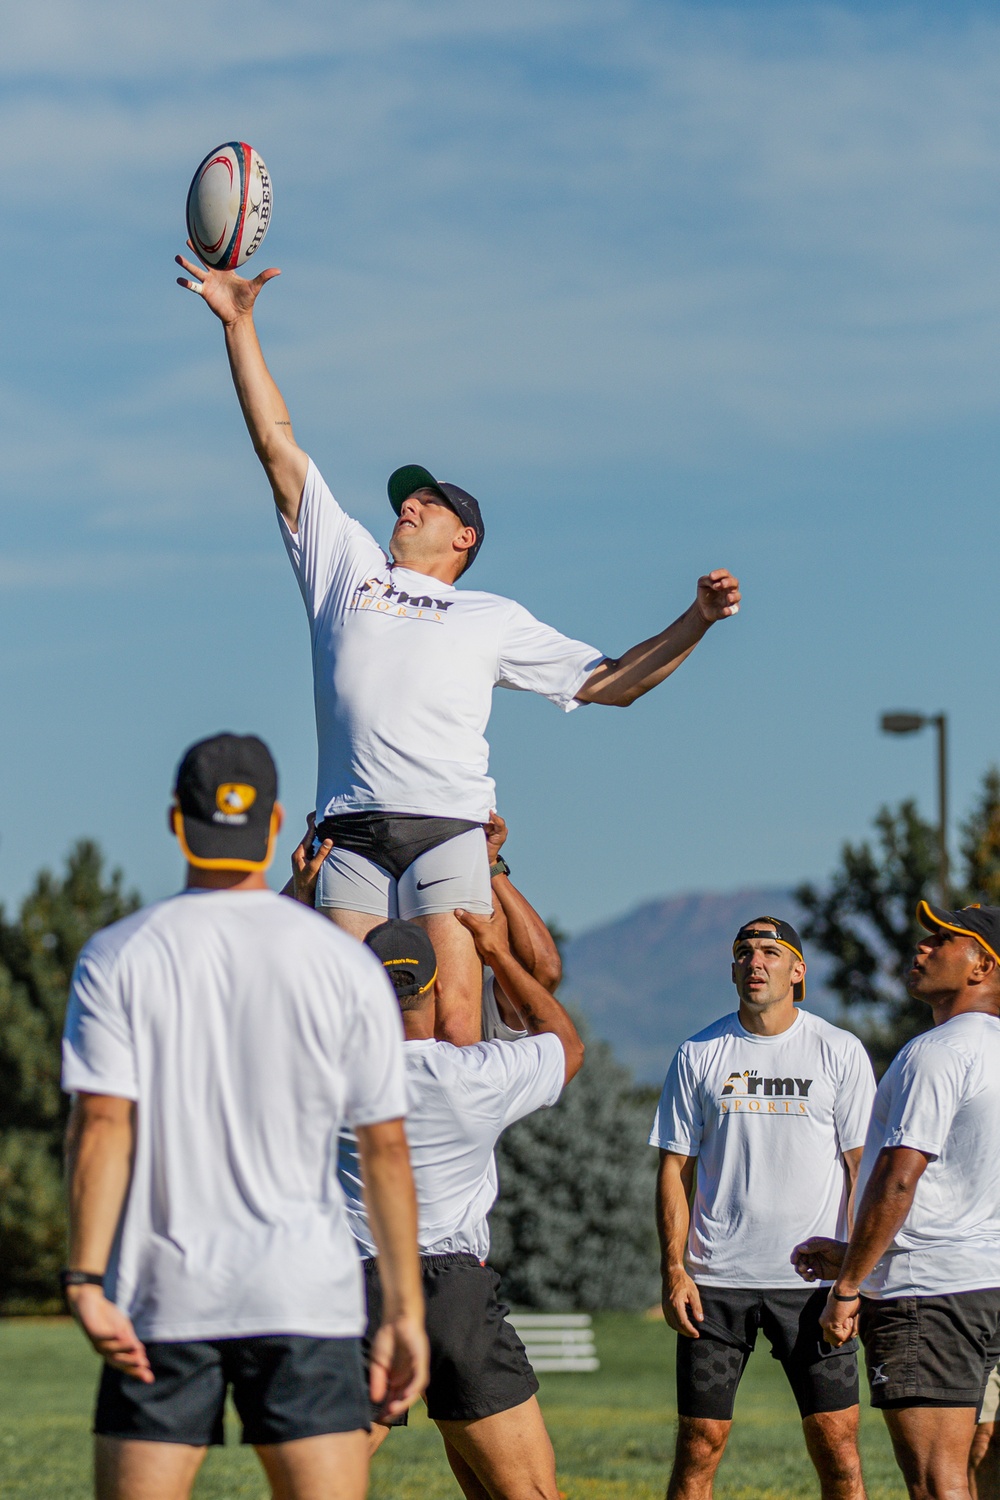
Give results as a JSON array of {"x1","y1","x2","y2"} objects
[{"x1": 186, "y1": 142, "x2": 272, "y2": 270}]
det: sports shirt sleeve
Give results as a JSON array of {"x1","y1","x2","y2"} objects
[
  {"x1": 833, "y1": 1036, "x2": 877, "y2": 1153},
  {"x1": 649, "y1": 1045, "x2": 702, "y2": 1155},
  {"x1": 341, "y1": 949, "x2": 409, "y2": 1127},
  {"x1": 877, "y1": 1039, "x2": 974, "y2": 1160},
  {"x1": 471, "y1": 1033, "x2": 565, "y2": 1126},
  {"x1": 276, "y1": 458, "x2": 381, "y2": 619},
  {"x1": 496, "y1": 600, "x2": 605, "y2": 712},
  {"x1": 61, "y1": 943, "x2": 139, "y2": 1100}
]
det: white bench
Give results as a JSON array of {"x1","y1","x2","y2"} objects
[{"x1": 509, "y1": 1313, "x2": 600, "y2": 1373}]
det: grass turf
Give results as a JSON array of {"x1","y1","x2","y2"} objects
[{"x1": 0, "y1": 1313, "x2": 906, "y2": 1499}]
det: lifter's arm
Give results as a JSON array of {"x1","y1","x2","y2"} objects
[
  {"x1": 63, "y1": 1093, "x2": 152, "y2": 1382},
  {"x1": 576, "y1": 570, "x2": 741, "y2": 707},
  {"x1": 484, "y1": 814, "x2": 561, "y2": 992},
  {"x1": 355, "y1": 1118, "x2": 429, "y2": 1419},
  {"x1": 455, "y1": 904, "x2": 584, "y2": 1083},
  {"x1": 656, "y1": 1151, "x2": 703, "y2": 1338},
  {"x1": 176, "y1": 253, "x2": 308, "y2": 525}
]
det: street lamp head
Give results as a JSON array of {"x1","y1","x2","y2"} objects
[{"x1": 881, "y1": 712, "x2": 927, "y2": 735}]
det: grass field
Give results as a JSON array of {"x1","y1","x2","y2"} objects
[{"x1": 0, "y1": 1314, "x2": 907, "y2": 1500}]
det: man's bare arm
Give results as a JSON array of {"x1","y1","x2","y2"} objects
[
  {"x1": 657, "y1": 1151, "x2": 703, "y2": 1338},
  {"x1": 576, "y1": 570, "x2": 740, "y2": 708},
  {"x1": 813, "y1": 1145, "x2": 929, "y2": 1347},
  {"x1": 64, "y1": 1093, "x2": 153, "y2": 1382},
  {"x1": 455, "y1": 905, "x2": 584, "y2": 1082},
  {"x1": 175, "y1": 251, "x2": 308, "y2": 525},
  {"x1": 356, "y1": 1118, "x2": 429, "y2": 1419},
  {"x1": 843, "y1": 1145, "x2": 864, "y2": 1231},
  {"x1": 484, "y1": 814, "x2": 561, "y2": 993}
]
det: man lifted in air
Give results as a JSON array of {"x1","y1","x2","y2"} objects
[{"x1": 177, "y1": 249, "x2": 741, "y2": 1044}]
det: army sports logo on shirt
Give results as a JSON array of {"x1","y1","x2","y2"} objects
[
  {"x1": 349, "y1": 577, "x2": 456, "y2": 623},
  {"x1": 718, "y1": 1069, "x2": 813, "y2": 1117}
]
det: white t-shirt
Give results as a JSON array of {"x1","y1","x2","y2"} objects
[
  {"x1": 857, "y1": 1012, "x2": 1000, "y2": 1299},
  {"x1": 279, "y1": 461, "x2": 605, "y2": 822},
  {"x1": 649, "y1": 1009, "x2": 876, "y2": 1288},
  {"x1": 339, "y1": 1032, "x2": 565, "y2": 1260},
  {"x1": 481, "y1": 970, "x2": 528, "y2": 1042},
  {"x1": 61, "y1": 889, "x2": 406, "y2": 1342}
]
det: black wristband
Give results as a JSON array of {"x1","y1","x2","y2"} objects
[
  {"x1": 489, "y1": 856, "x2": 510, "y2": 878},
  {"x1": 59, "y1": 1269, "x2": 105, "y2": 1291},
  {"x1": 831, "y1": 1290, "x2": 860, "y2": 1302}
]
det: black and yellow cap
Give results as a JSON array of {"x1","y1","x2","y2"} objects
[
  {"x1": 733, "y1": 916, "x2": 807, "y2": 1002},
  {"x1": 387, "y1": 464, "x2": 485, "y2": 571},
  {"x1": 916, "y1": 900, "x2": 1000, "y2": 967},
  {"x1": 171, "y1": 733, "x2": 279, "y2": 872},
  {"x1": 365, "y1": 918, "x2": 438, "y2": 999}
]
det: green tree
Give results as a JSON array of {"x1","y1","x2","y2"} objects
[
  {"x1": 489, "y1": 1025, "x2": 659, "y2": 1311},
  {"x1": 796, "y1": 771, "x2": 1000, "y2": 1075},
  {"x1": 0, "y1": 841, "x2": 139, "y2": 1312}
]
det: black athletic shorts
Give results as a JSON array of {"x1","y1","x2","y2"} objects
[
  {"x1": 363, "y1": 1253, "x2": 538, "y2": 1424},
  {"x1": 859, "y1": 1289, "x2": 1000, "y2": 1408},
  {"x1": 94, "y1": 1335, "x2": 369, "y2": 1446},
  {"x1": 315, "y1": 813, "x2": 480, "y2": 882},
  {"x1": 676, "y1": 1286, "x2": 860, "y2": 1421}
]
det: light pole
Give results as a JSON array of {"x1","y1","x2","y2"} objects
[{"x1": 879, "y1": 711, "x2": 949, "y2": 905}]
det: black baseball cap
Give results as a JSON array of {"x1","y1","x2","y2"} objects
[
  {"x1": 171, "y1": 733, "x2": 279, "y2": 872},
  {"x1": 732, "y1": 916, "x2": 807, "y2": 1002},
  {"x1": 387, "y1": 464, "x2": 485, "y2": 572},
  {"x1": 365, "y1": 918, "x2": 438, "y2": 999},
  {"x1": 917, "y1": 900, "x2": 1000, "y2": 966}
]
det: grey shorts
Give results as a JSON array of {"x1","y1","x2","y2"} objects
[
  {"x1": 981, "y1": 1363, "x2": 1000, "y2": 1423},
  {"x1": 317, "y1": 826, "x2": 492, "y2": 919},
  {"x1": 859, "y1": 1290, "x2": 1000, "y2": 1409}
]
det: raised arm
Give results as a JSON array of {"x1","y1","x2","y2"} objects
[
  {"x1": 63, "y1": 1093, "x2": 152, "y2": 1382},
  {"x1": 657, "y1": 1150, "x2": 703, "y2": 1337},
  {"x1": 455, "y1": 903, "x2": 584, "y2": 1083},
  {"x1": 176, "y1": 249, "x2": 309, "y2": 526},
  {"x1": 484, "y1": 813, "x2": 561, "y2": 992},
  {"x1": 355, "y1": 1117, "x2": 429, "y2": 1420},
  {"x1": 576, "y1": 569, "x2": 740, "y2": 707}
]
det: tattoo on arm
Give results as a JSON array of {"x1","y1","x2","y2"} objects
[{"x1": 275, "y1": 420, "x2": 291, "y2": 426}]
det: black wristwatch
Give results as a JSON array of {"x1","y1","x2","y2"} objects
[
  {"x1": 489, "y1": 855, "x2": 511, "y2": 878},
  {"x1": 59, "y1": 1269, "x2": 105, "y2": 1292}
]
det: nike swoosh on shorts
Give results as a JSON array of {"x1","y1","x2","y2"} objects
[{"x1": 415, "y1": 877, "x2": 454, "y2": 890}]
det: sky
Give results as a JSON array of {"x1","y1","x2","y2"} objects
[{"x1": 3, "y1": 0, "x2": 1000, "y2": 933}]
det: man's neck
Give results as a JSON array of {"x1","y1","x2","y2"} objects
[
  {"x1": 402, "y1": 1006, "x2": 436, "y2": 1041},
  {"x1": 184, "y1": 868, "x2": 271, "y2": 892},
  {"x1": 737, "y1": 996, "x2": 799, "y2": 1037},
  {"x1": 929, "y1": 991, "x2": 1000, "y2": 1027},
  {"x1": 388, "y1": 555, "x2": 461, "y2": 587}
]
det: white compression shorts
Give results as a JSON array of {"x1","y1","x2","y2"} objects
[{"x1": 316, "y1": 826, "x2": 492, "y2": 919}]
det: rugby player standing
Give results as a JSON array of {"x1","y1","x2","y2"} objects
[
  {"x1": 794, "y1": 902, "x2": 1000, "y2": 1500},
  {"x1": 176, "y1": 252, "x2": 741, "y2": 1044},
  {"x1": 652, "y1": 917, "x2": 876, "y2": 1500},
  {"x1": 338, "y1": 909, "x2": 583, "y2": 1500},
  {"x1": 60, "y1": 734, "x2": 427, "y2": 1500}
]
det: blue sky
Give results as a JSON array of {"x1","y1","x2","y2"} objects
[{"x1": 3, "y1": 0, "x2": 1000, "y2": 932}]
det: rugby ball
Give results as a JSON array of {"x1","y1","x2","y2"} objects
[{"x1": 186, "y1": 142, "x2": 272, "y2": 270}]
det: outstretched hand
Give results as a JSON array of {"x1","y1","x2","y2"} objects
[
  {"x1": 484, "y1": 811, "x2": 508, "y2": 864},
  {"x1": 454, "y1": 902, "x2": 509, "y2": 963},
  {"x1": 696, "y1": 569, "x2": 741, "y2": 623},
  {"x1": 289, "y1": 814, "x2": 333, "y2": 908},
  {"x1": 175, "y1": 241, "x2": 280, "y2": 327}
]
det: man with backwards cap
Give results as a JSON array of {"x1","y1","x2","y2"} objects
[
  {"x1": 651, "y1": 916, "x2": 876, "y2": 1500},
  {"x1": 338, "y1": 905, "x2": 584, "y2": 1500},
  {"x1": 176, "y1": 251, "x2": 741, "y2": 1047},
  {"x1": 59, "y1": 733, "x2": 427, "y2": 1500},
  {"x1": 794, "y1": 901, "x2": 1000, "y2": 1500}
]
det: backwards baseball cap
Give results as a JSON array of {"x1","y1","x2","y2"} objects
[
  {"x1": 916, "y1": 900, "x2": 1000, "y2": 966},
  {"x1": 171, "y1": 733, "x2": 279, "y2": 872},
  {"x1": 732, "y1": 916, "x2": 807, "y2": 1002},
  {"x1": 387, "y1": 464, "x2": 485, "y2": 572},
  {"x1": 365, "y1": 918, "x2": 438, "y2": 1000}
]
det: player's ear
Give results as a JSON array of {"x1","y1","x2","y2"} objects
[
  {"x1": 731, "y1": 961, "x2": 738, "y2": 987},
  {"x1": 168, "y1": 802, "x2": 179, "y2": 840},
  {"x1": 272, "y1": 801, "x2": 285, "y2": 836}
]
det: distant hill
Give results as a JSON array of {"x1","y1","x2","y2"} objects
[{"x1": 560, "y1": 889, "x2": 840, "y2": 1085}]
